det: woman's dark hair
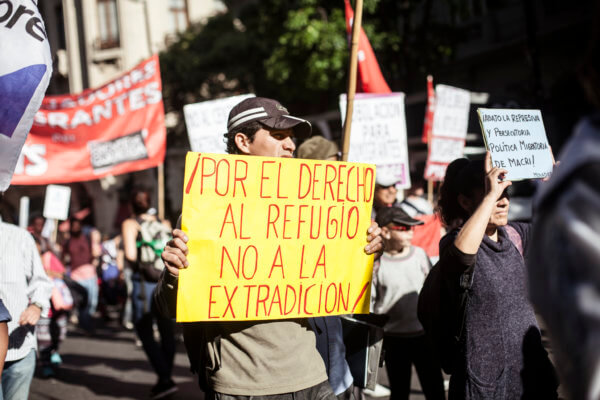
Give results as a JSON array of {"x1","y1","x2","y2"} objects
[
  {"x1": 223, "y1": 121, "x2": 264, "y2": 154},
  {"x1": 130, "y1": 187, "x2": 151, "y2": 215},
  {"x1": 437, "y1": 158, "x2": 485, "y2": 227}
]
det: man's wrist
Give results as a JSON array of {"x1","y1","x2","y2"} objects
[
  {"x1": 164, "y1": 270, "x2": 179, "y2": 290},
  {"x1": 31, "y1": 302, "x2": 43, "y2": 311}
]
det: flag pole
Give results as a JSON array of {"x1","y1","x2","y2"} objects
[
  {"x1": 158, "y1": 163, "x2": 165, "y2": 221},
  {"x1": 425, "y1": 75, "x2": 434, "y2": 204},
  {"x1": 341, "y1": 0, "x2": 363, "y2": 162},
  {"x1": 142, "y1": 0, "x2": 166, "y2": 221}
]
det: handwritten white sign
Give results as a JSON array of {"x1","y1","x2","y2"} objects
[
  {"x1": 43, "y1": 184, "x2": 71, "y2": 221},
  {"x1": 184, "y1": 94, "x2": 255, "y2": 153},
  {"x1": 429, "y1": 138, "x2": 465, "y2": 163},
  {"x1": 431, "y1": 85, "x2": 471, "y2": 139},
  {"x1": 424, "y1": 84, "x2": 471, "y2": 181},
  {"x1": 339, "y1": 93, "x2": 410, "y2": 188},
  {"x1": 478, "y1": 108, "x2": 553, "y2": 180}
]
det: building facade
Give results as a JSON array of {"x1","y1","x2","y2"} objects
[
  {"x1": 40, "y1": 0, "x2": 225, "y2": 94},
  {"x1": 1, "y1": 1, "x2": 225, "y2": 234}
]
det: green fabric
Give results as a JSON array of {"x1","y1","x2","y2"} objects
[{"x1": 136, "y1": 239, "x2": 164, "y2": 256}]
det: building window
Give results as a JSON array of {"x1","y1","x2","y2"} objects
[
  {"x1": 169, "y1": 0, "x2": 188, "y2": 34},
  {"x1": 98, "y1": 0, "x2": 120, "y2": 49}
]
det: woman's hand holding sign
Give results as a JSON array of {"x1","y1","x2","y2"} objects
[{"x1": 162, "y1": 221, "x2": 383, "y2": 277}]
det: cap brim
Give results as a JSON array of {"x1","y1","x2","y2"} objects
[{"x1": 262, "y1": 115, "x2": 312, "y2": 139}]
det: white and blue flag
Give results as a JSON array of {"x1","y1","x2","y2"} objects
[{"x1": 0, "y1": 0, "x2": 52, "y2": 191}]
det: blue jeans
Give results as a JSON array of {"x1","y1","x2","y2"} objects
[
  {"x1": 1, "y1": 349, "x2": 36, "y2": 400},
  {"x1": 122, "y1": 267, "x2": 133, "y2": 326},
  {"x1": 132, "y1": 278, "x2": 175, "y2": 383},
  {"x1": 75, "y1": 277, "x2": 98, "y2": 331}
]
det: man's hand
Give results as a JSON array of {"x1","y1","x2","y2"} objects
[
  {"x1": 161, "y1": 229, "x2": 189, "y2": 277},
  {"x1": 19, "y1": 305, "x2": 41, "y2": 326},
  {"x1": 365, "y1": 221, "x2": 384, "y2": 259}
]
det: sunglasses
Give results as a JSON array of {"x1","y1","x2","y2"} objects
[{"x1": 388, "y1": 225, "x2": 412, "y2": 231}]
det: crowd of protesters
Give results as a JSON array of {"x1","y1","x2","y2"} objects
[
  {"x1": 0, "y1": 84, "x2": 599, "y2": 400},
  {"x1": 0, "y1": 188, "x2": 176, "y2": 398}
]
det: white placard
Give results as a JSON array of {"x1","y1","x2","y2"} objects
[
  {"x1": 184, "y1": 94, "x2": 255, "y2": 153},
  {"x1": 424, "y1": 84, "x2": 471, "y2": 181},
  {"x1": 478, "y1": 108, "x2": 553, "y2": 180},
  {"x1": 43, "y1": 184, "x2": 71, "y2": 221},
  {"x1": 431, "y1": 84, "x2": 471, "y2": 138},
  {"x1": 339, "y1": 93, "x2": 411, "y2": 188},
  {"x1": 41, "y1": 218, "x2": 55, "y2": 239},
  {"x1": 429, "y1": 138, "x2": 465, "y2": 163}
]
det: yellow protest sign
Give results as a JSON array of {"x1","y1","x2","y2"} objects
[{"x1": 177, "y1": 152, "x2": 376, "y2": 322}]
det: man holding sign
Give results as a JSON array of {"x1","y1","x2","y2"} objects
[{"x1": 155, "y1": 98, "x2": 383, "y2": 399}]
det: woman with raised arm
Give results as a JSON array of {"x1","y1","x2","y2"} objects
[{"x1": 435, "y1": 152, "x2": 557, "y2": 400}]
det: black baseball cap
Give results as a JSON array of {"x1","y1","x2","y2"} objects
[
  {"x1": 227, "y1": 97, "x2": 312, "y2": 139},
  {"x1": 376, "y1": 206, "x2": 424, "y2": 228}
]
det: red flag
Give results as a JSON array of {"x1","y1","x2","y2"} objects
[
  {"x1": 412, "y1": 214, "x2": 443, "y2": 258},
  {"x1": 344, "y1": 0, "x2": 391, "y2": 93},
  {"x1": 421, "y1": 75, "x2": 435, "y2": 143}
]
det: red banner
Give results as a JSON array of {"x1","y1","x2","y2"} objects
[{"x1": 11, "y1": 55, "x2": 166, "y2": 185}]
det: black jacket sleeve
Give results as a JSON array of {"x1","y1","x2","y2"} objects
[{"x1": 153, "y1": 267, "x2": 179, "y2": 318}]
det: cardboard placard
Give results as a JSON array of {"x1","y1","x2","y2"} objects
[
  {"x1": 478, "y1": 108, "x2": 553, "y2": 180},
  {"x1": 43, "y1": 184, "x2": 71, "y2": 221},
  {"x1": 178, "y1": 153, "x2": 376, "y2": 322},
  {"x1": 424, "y1": 84, "x2": 471, "y2": 181},
  {"x1": 339, "y1": 93, "x2": 410, "y2": 189}
]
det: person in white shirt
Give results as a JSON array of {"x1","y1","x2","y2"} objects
[{"x1": 0, "y1": 208, "x2": 52, "y2": 400}]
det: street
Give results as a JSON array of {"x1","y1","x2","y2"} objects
[
  {"x1": 28, "y1": 317, "x2": 428, "y2": 400},
  {"x1": 29, "y1": 319, "x2": 202, "y2": 400}
]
